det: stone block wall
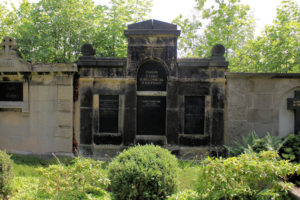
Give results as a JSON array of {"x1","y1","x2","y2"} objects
[
  {"x1": 0, "y1": 37, "x2": 77, "y2": 155},
  {"x1": 226, "y1": 73, "x2": 300, "y2": 145}
]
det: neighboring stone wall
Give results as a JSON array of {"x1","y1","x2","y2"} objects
[
  {"x1": 0, "y1": 36, "x2": 77, "y2": 154},
  {"x1": 226, "y1": 73, "x2": 300, "y2": 145},
  {"x1": 0, "y1": 71, "x2": 76, "y2": 154}
]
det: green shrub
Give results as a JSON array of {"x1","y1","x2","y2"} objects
[
  {"x1": 167, "y1": 189, "x2": 199, "y2": 200},
  {"x1": 196, "y1": 151, "x2": 300, "y2": 200},
  {"x1": 224, "y1": 131, "x2": 284, "y2": 156},
  {"x1": 0, "y1": 150, "x2": 13, "y2": 198},
  {"x1": 279, "y1": 134, "x2": 300, "y2": 163},
  {"x1": 108, "y1": 144, "x2": 179, "y2": 200},
  {"x1": 279, "y1": 134, "x2": 300, "y2": 186},
  {"x1": 37, "y1": 157, "x2": 110, "y2": 200}
]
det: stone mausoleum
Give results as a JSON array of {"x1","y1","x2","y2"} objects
[{"x1": 0, "y1": 20, "x2": 300, "y2": 158}]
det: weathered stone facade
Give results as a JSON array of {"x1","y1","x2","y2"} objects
[
  {"x1": 1, "y1": 20, "x2": 300, "y2": 158},
  {"x1": 76, "y1": 20, "x2": 228, "y2": 158}
]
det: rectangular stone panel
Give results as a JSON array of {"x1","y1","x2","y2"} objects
[
  {"x1": 184, "y1": 96, "x2": 205, "y2": 134},
  {"x1": 0, "y1": 82, "x2": 23, "y2": 101},
  {"x1": 99, "y1": 95, "x2": 119, "y2": 133},
  {"x1": 137, "y1": 96, "x2": 166, "y2": 135}
]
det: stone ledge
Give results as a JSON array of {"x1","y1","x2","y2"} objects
[
  {"x1": 226, "y1": 72, "x2": 300, "y2": 78},
  {"x1": 77, "y1": 57, "x2": 126, "y2": 67},
  {"x1": 290, "y1": 186, "x2": 300, "y2": 200}
]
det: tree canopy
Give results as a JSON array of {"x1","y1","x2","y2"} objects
[
  {"x1": 174, "y1": 0, "x2": 299, "y2": 72},
  {"x1": 0, "y1": 0, "x2": 152, "y2": 63},
  {"x1": 0, "y1": 0, "x2": 299, "y2": 73}
]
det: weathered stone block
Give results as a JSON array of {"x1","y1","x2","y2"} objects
[
  {"x1": 55, "y1": 128, "x2": 72, "y2": 138},
  {"x1": 57, "y1": 101, "x2": 72, "y2": 112},
  {"x1": 58, "y1": 86, "x2": 73, "y2": 101},
  {"x1": 248, "y1": 79, "x2": 277, "y2": 93},
  {"x1": 56, "y1": 75, "x2": 73, "y2": 85},
  {"x1": 247, "y1": 109, "x2": 275, "y2": 124},
  {"x1": 252, "y1": 93, "x2": 273, "y2": 109},
  {"x1": 225, "y1": 120, "x2": 252, "y2": 145},
  {"x1": 57, "y1": 112, "x2": 72, "y2": 127},
  {"x1": 228, "y1": 106, "x2": 247, "y2": 121},
  {"x1": 54, "y1": 137, "x2": 72, "y2": 152}
]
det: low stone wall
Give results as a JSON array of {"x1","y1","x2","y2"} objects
[{"x1": 226, "y1": 73, "x2": 300, "y2": 144}]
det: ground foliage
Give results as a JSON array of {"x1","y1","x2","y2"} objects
[
  {"x1": 4, "y1": 147, "x2": 300, "y2": 199},
  {"x1": 224, "y1": 131, "x2": 284, "y2": 156}
]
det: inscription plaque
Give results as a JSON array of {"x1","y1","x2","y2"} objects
[
  {"x1": 0, "y1": 82, "x2": 23, "y2": 101},
  {"x1": 184, "y1": 96, "x2": 205, "y2": 134},
  {"x1": 137, "y1": 96, "x2": 166, "y2": 135},
  {"x1": 137, "y1": 61, "x2": 167, "y2": 91},
  {"x1": 99, "y1": 95, "x2": 119, "y2": 133}
]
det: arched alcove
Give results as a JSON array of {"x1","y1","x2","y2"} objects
[
  {"x1": 137, "y1": 60, "x2": 167, "y2": 91},
  {"x1": 278, "y1": 88, "x2": 300, "y2": 137}
]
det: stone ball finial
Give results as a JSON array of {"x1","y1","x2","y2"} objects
[
  {"x1": 211, "y1": 44, "x2": 225, "y2": 60},
  {"x1": 81, "y1": 44, "x2": 95, "y2": 57},
  {"x1": 1, "y1": 36, "x2": 17, "y2": 55}
]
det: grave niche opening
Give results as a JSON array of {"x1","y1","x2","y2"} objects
[
  {"x1": 99, "y1": 95, "x2": 119, "y2": 133},
  {"x1": 0, "y1": 82, "x2": 23, "y2": 101},
  {"x1": 137, "y1": 61, "x2": 167, "y2": 135}
]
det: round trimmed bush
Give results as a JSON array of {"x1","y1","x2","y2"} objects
[
  {"x1": 0, "y1": 150, "x2": 13, "y2": 198},
  {"x1": 108, "y1": 145, "x2": 179, "y2": 200}
]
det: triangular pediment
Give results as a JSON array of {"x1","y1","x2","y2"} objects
[{"x1": 128, "y1": 19, "x2": 177, "y2": 30}]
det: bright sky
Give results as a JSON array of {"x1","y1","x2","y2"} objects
[{"x1": 9, "y1": 0, "x2": 300, "y2": 34}]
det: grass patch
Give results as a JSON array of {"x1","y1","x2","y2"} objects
[
  {"x1": 177, "y1": 160, "x2": 200, "y2": 191},
  {"x1": 9, "y1": 154, "x2": 75, "y2": 200}
]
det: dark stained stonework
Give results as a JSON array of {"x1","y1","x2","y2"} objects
[
  {"x1": 80, "y1": 108, "x2": 93, "y2": 144},
  {"x1": 212, "y1": 85, "x2": 224, "y2": 109},
  {"x1": 211, "y1": 44, "x2": 225, "y2": 60},
  {"x1": 81, "y1": 44, "x2": 95, "y2": 57},
  {"x1": 179, "y1": 135, "x2": 210, "y2": 146},
  {"x1": 212, "y1": 110, "x2": 224, "y2": 145},
  {"x1": 76, "y1": 19, "x2": 228, "y2": 158},
  {"x1": 94, "y1": 133, "x2": 122, "y2": 145}
]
